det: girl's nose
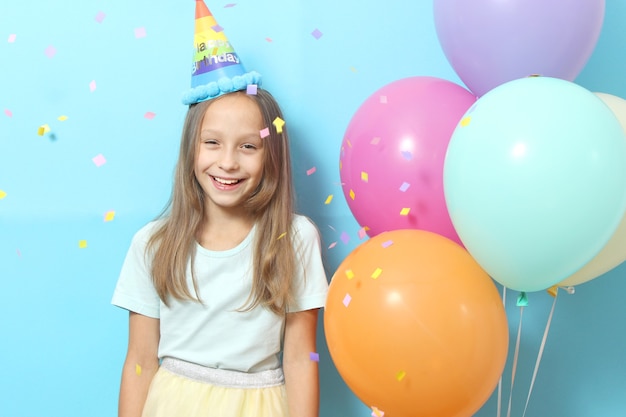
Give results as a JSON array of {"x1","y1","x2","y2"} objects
[{"x1": 218, "y1": 148, "x2": 239, "y2": 171}]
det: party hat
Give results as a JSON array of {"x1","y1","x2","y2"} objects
[{"x1": 182, "y1": 0, "x2": 261, "y2": 105}]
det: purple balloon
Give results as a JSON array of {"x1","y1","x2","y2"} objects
[{"x1": 433, "y1": 0, "x2": 605, "y2": 97}]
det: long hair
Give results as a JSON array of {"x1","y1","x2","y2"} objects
[{"x1": 146, "y1": 89, "x2": 295, "y2": 315}]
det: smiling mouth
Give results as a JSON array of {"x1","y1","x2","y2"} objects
[{"x1": 212, "y1": 176, "x2": 242, "y2": 185}]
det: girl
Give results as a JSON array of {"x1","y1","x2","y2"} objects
[{"x1": 112, "y1": 88, "x2": 329, "y2": 417}]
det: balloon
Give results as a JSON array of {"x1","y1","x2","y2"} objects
[
  {"x1": 560, "y1": 92, "x2": 626, "y2": 286},
  {"x1": 340, "y1": 76, "x2": 476, "y2": 244},
  {"x1": 433, "y1": 0, "x2": 605, "y2": 97},
  {"x1": 324, "y1": 230, "x2": 508, "y2": 417},
  {"x1": 444, "y1": 76, "x2": 626, "y2": 292}
]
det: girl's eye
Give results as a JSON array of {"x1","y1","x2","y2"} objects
[
  {"x1": 203, "y1": 139, "x2": 218, "y2": 145},
  {"x1": 242, "y1": 144, "x2": 257, "y2": 150}
]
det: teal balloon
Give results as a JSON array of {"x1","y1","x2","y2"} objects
[{"x1": 444, "y1": 77, "x2": 626, "y2": 292}]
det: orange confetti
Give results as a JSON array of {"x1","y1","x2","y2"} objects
[{"x1": 547, "y1": 286, "x2": 558, "y2": 297}]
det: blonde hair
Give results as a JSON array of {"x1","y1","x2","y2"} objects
[{"x1": 147, "y1": 89, "x2": 295, "y2": 315}]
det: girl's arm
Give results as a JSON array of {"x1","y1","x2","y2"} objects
[
  {"x1": 118, "y1": 312, "x2": 160, "y2": 417},
  {"x1": 283, "y1": 308, "x2": 320, "y2": 417}
]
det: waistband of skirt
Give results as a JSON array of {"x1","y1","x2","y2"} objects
[{"x1": 160, "y1": 357, "x2": 285, "y2": 389}]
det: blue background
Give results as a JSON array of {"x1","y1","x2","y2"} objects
[{"x1": 1, "y1": 1, "x2": 625, "y2": 416}]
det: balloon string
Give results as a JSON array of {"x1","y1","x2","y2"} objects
[
  {"x1": 506, "y1": 304, "x2": 524, "y2": 417},
  {"x1": 521, "y1": 290, "x2": 559, "y2": 417},
  {"x1": 497, "y1": 286, "x2": 507, "y2": 417}
]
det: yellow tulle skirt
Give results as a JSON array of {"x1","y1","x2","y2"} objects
[{"x1": 142, "y1": 358, "x2": 289, "y2": 417}]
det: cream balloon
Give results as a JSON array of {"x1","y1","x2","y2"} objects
[{"x1": 560, "y1": 92, "x2": 626, "y2": 286}]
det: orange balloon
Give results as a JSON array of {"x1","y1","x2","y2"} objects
[{"x1": 324, "y1": 230, "x2": 508, "y2": 417}]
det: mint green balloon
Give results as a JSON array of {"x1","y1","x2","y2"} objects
[{"x1": 443, "y1": 76, "x2": 626, "y2": 292}]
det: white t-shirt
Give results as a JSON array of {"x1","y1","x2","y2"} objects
[{"x1": 112, "y1": 214, "x2": 329, "y2": 372}]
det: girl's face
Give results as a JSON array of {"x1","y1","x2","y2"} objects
[{"x1": 194, "y1": 92, "x2": 265, "y2": 217}]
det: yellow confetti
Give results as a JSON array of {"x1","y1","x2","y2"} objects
[
  {"x1": 349, "y1": 189, "x2": 355, "y2": 200},
  {"x1": 135, "y1": 364, "x2": 142, "y2": 376},
  {"x1": 371, "y1": 406, "x2": 384, "y2": 417},
  {"x1": 339, "y1": 160, "x2": 342, "y2": 170},
  {"x1": 371, "y1": 268, "x2": 382, "y2": 279},
  {"x1": 460, "y1": 116, "x2": 471, "y2": 127},
  {"x1": 104, "y1": 210, "x2": 115, "y2": 222},
  {"x1": 37, "y1": 124, "x2": 51, "y2": 136},
  {"x1": 346, "y1": 139, "x2": 352, "y2": 148},
  {"x1": 0, "y1": 190, "x2": 6, "y2": 199},
  {"x1": 277, "y1": 232, "x2": 287, "y2": 240},
  {"x1": 272, "y1": 117, "x2": 285, "y2": 133},
  {"x1": 361, "y1": 172, "x2": 369, "y2": 182},
  {"x1": 78, "y1": 240, "x2": 88, "y2": 248},
  {"x1": 400, "y1": 207, "x2": 410, "y2": 216},
  {"x1": 547, "y1": 285, "x2": 558, "y2": 297},
  {"x1": 324, "y1": 194, "x2": 333, "y2": 205},
  {"x1": 345, "y1": 269, "x2": 355, "y2": 280},
  {"x1": 396, "y1": 370, "x2": 406, "y2": 381},
  {"x1": 349, "y1": 66, "x2": 357, "y2": 73},
  {"x1": 57, "y1": 115, "x2": 68, "y2": 121}
]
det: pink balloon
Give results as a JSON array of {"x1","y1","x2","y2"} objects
[{"x1": 340, "y1": 77, "x2": 476, "y2": 243}]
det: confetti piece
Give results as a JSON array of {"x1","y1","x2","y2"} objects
[
  {"x1": 328, "y1": 225, "x2": 336, "y2": 232},
  {"x1": 4, "y1": 109, "x2": 12, "y2": 117},
  {"x1": 311, "y1": 28, "x2": 323, "y2": 39},
  {"x1": 309, "y1": 352, "x2": 320, "y2": 362},
  {"x1": 346, "y1": 139, "x2": 352, "y2": 148},
  {"x1": 0, "y1": 190, "x2": 7, "y2": 199},
  {"x1": 379, "y1": 95, "x2": 387, "y2": 104},
  {"x1": 516, "y1": 291, "x2": 528, "y2": 307},
  {"x1": 399, "y1": 182, "x2": 410, "y2": 192},
  {"x1": 134, "y1": 27, "x2": 147, "y2": 38},
  {"x1": 57, "y1": 115, "x2": 68, "y2": 121},
  {"x1": 16, "y1": 249, "x2": 21, "y2": 257},
  {"x1": 277, "y1": 232, "x2": 287, "y2": 240},
  {"x1": 104, "y1": 210, "x2": 115, "y2": 222},
  {"x1": 370, "y1": 137, "x2": 381, "y2": 145},
  {"x1": 350, "y1": 66, "x2": 357, "y2": 73},
  {"x1": 328, "y1": 242, "x2": 337, "y2": 249},
  {"x1": 89, "y1": 80, "x2": 97, "y2": 92},
  {"x1": 144, "y1": 111, "x2": 156, "y2": 119},
  {"x1": 371, "y1": 268, "x2": 382, "y2": 279},
  {"x1": 7, "y1": 34, "x2": 16, "y2": 43},
  {"x1": 460, "y1": 116, "x2": 471, "y2": 127},
  {"x1": 396, "y1": 370, "x2": 406, "y2": 381},
  {"x1": 265, "y1": 37, "x2": 273, "y2": 42},
  {"x1": 37, "y1": 124, "x2": 51, "y2": 136},
  {"x1": 345, "y1": 269, "x2": 355, "y2": 280},
  {"x1": 272, "y1": 117, "x2": 285, "y2": 133},
  {"x1": 246, "y1": 84, "x2": 258, "y2": 95},
  {"x1": 224, "y1": 3, "x2": 236, "y2": 7},
  {"x1": 306, "y1": 167, "x2": 317, "y2": 176},
  {"x1": 349, "y1": 189, "x2": 355, "y2": 200},
  {"x1": 342, "y1": 293, "x2": 352, "y2": 307},
  {"x1": 547, "y1": 286, "x2": 558, "y2": 297},
  {"x1": 400, "y1": 207, "x2": 410, "y2": 216},
  {"x1": 259, "y1": 127, "x2": 270, "y2": 138},
  {"x1": 45, "y1": 45, "x2": 56, "y2": 58},
  {"x1": 212, "y1": 24, "x2": 223, "y2": 32},
  {"x1": 358, "y1": 228, "x2": 367, "y2": 239},
  {"x1": 340, "y1": 231, "x2": 350, "y2": 244},
  {"x1": 78, "y1": 240, "x2": 88, "y2": 249},
  {"x1": 401, "y1": 150, "x2": 412, "y2": 160},
  {"x1": 382, "y1": 240, "x2": 393, "y2": 248},
  {"x1": 95, "y1": 11, "x2": 106, "y2": 23},
  {"x1": 371, "y1": 406, "x2": 385, "y2": 417},
  {"x1": 361, "y1": 172, "x2": 369, "y2": 182},
  {"x1": 324, "y1": 194, "x2": 333, "y2": 205},
  {"x1": 135, "y1": 364, "x2": 142, "y2": 375},
  {"x1": 92, "y1": 153, "x2": 107, "y2": 167}
]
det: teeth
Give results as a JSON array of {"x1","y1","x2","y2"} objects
[{"x1": 213, "y1": 177, "x2": 240, "y2": 185}]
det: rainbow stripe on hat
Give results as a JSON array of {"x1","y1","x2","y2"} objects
[{"x1": 182, "y1": 0, "x2": 261, "y2": 105}]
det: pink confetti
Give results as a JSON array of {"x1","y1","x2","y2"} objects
[
  {"x1": 134, "y1": 27, "x2": 147, "y2": 38},
  {"x1": 342, "y1": 293, "x2": 352, "y2": 307},
  {"x1": 379, "y1": 95, "x2": 387, "y2": 104},
  {"x1": 89, "y1": 80, "x2": 97, "y2": 92},
  {"x1": 246, "y1": 84, "x2": 258, "y2": 95},
  {"x1": 399, "y1": 182, "x2": 410, "y2": 192},
  {"x1": 4, "y1": 109, "x2": 12, "y2": 117},
  {"x1": 265, "y1": 37, "x2": 273, "y2": 42},
  {"x1": 358, "y1": 228, "x2": 367, "y2": 239},
  {"x1": 7, "y1": 34, "x2": 16, "y2": 43},
  {"x1": 340, "y1": 231, "x2": 350, "y2": 244},
  {"x1": 94, "y1": 11, "x2": 106, "y2": 23},
  {"x1": 306, "y1": 167, "x2": 317, "y2": 176},
  {"x1": 382, "y1": 240, "x2": 393, "y2": 248},
  {"x1": 44, "y1": 45, "x2": 57, "y2": 58},
  {"x1": 311, "y1": 28, "x2": 323, "y2": 40},
  {"x1": 144, "y1": 111, "x2": 156, "y2": 119},
  {"x1": 309, "y1": 352, "x2": 320, "y2": 362},
  {"x1": 328, "y1": 242, "x2": 337, "y2": 249},
  {"x1": 259, "y1": 127, "x2": 270, "y2": 138},
  {"x1": 212, "y1": 25, "x2": 223, "y2": 32},
  {"x1": 370, "y1": 137, "x2": 381, "y2": 145},
  {"x1": 92, "y1": 153, "x2": 107, "y2": 167},
  {"x1": 16, "y1": 249, "x2": 21, "y2": 257}
]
